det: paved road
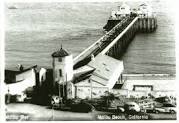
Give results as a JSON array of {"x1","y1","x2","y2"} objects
[
  {"x1": 148, "y1": 113, "x2": 176, "y2": 120},
  {"x1": 6, "y1": 103, "x2": 98, "y2": 121},
  {"x1": 6, "y1": 103, "x2": 177, "y2": 121}
]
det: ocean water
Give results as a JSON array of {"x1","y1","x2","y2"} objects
[{"x1": 5, "y1": 0, "x2": 176, "y2": 74}]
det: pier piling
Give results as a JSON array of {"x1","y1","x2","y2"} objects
[{"x1": 74, "y1": 14, "x2": 157, "y2": 68}]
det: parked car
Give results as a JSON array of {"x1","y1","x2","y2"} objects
[
  {"x1": 70, "y1": 101, "x2": 95, "y2": 113},
  {"x1": 16, "y1": 94, "x2": 27, "y2": 102},
  {"x1": 117, "y1": 106, "x2": 125, "y2": 113},
  {"x1": 5, "y1": 94, "x2": 27, "y2": 103},
  {"x1": 154, "y1": 103, "x2": 176, "y2": 114},
  {"x1": 124, "y1": 102, "x2": 141, "y2": 113},
  {"x1": 51, "y1": 96, "x2": 62, "y2": 107},
  {"x1": 138, "y1": 99, "x2": 156, "y2": 113}
]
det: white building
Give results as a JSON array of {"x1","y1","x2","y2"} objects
[
  {"x1": 110, "y1": 3, "x2": 131, "y2": 19},
  {"x1": 51, "y1": 47, "x2": 73, "y2": 85},
  {"x1": 5, "y1": 65, "x2": 47, "y2": 102},
  {"x1": 117, "y1": 3, "x2": 131, "y2": 15},
  {"x1": 120, "y1": 74, "x2": 176, "y2": 98},
  {"x1": 51, "y1": 47, "x2": 176, "y2": 100},
  {"x1": 137, "y1": 3, "x2": 153, "y2": 17},
  {"x1": 51, "y1": 47, "x2": 74, "y2": 98},
  {"x1": 6, "y1": 68, "x2": 36, "y2": 95},
  {"x1": 71, "y1": 54, "x2": 124, "y2": 99},
  {"x1": 51, "y1": 47, "x2": 124, "y2": 99}
]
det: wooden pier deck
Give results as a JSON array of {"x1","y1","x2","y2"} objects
[{"x1": 73, "y1": 14, "x2": 157, "y2": 69}]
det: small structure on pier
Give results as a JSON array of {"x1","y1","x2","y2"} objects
[
  {"x1": 110, "y1": 3, "x2": 131, "y2": 20},
  {"x1": 137, "y1": 3, "x2": 153, "y2": 17},
  {"x1": 104, "y1": 3, "x2": 157, "y2": 32}
]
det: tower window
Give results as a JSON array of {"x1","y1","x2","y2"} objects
[
  {"x1": 58, "y1": 57, "x2": 62, "y2": 62},
  {"x1": 59, "y1": 69, "x2": 62, "y2": 77}
]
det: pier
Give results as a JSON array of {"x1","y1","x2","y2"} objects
[{"x1": 74, "y1": 14, "x2": 157, "y2": 69}]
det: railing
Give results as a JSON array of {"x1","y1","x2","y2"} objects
[
  {"x1": 73, "y1": 16, "x2": 132, "y2": 64},
  {"x1": 100, "y1": 17, "x2": 138, "y2": 55}
]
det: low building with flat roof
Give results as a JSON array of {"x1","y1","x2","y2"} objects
[{"x1": 119, "y1": 74, "x2": 176, "y2": 98}]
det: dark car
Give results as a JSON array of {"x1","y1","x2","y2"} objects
[{"x1": 71, "y1": 101, "x2": 95, "y2": 113}]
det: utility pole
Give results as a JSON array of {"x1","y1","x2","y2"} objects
[
  {"x1": 65, "y1": 74, "x2": 67, "y2": 100},
  {"x1": 52, "y1": 101, "x2": 54, "y2": 121},
  {"x1": 89, "y1": 79, "x2": 92, "y2": 99},
  {"x1": 59, "y1": 76, "x2": 62, "y2": 108},
  {"x1": 62, "y1": 75, "x2": 65, "y2": 99}
]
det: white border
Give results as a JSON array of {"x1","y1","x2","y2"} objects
[
  {"x1": 0, "y1": 0, "x2": 6, "y2": 122},
  {"x1": 4, "y1": 0, "x2": 158, "y2": 3},
  {"x1": 1, "y1": 0, "x2": 179, "y2": 122}
]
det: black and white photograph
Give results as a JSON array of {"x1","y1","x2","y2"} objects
[{"x1": 3, "y1": 0, "x2": 177, "y2": 121}]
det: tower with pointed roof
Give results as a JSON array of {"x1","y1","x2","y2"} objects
[{"x1": 51, "y1": 46, "x2": 73, "y2": 91}]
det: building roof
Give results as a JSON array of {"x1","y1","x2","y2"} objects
[
  {"x1": 52, "y1": 47, "x2": 69, "y2": 57},
  {"x1": 5, "y1": 70, "x2": 20, "y2": 84},
  {"x1": 88, "y1": 54, "x2": 124, "y2": 88},
  {"x1": 73, "y1": 65, "x2": 94, "y2": 77},
  {"x1": 88, "y1": 55, "x2": 122, "y2": 79},
  {"x1": 140, "y1": 3, "x2": 148, "y2": 6},
  {"x1": 74, "y1": 54, "x2": 124, "y2": 88},
  {"x1": 122, "y1": 74, "x2": 175, "y2": 80},
  {"x1": 5, "y1": 65, "x2": 37, "y2": 84}
]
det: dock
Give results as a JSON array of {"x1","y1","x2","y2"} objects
[{"x1": 74, "y1": 14, "x2": 157, "y2": 69}]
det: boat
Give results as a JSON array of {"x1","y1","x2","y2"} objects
[{"x1": 8, "y1": 6, "x2": 17, "y2": 9}]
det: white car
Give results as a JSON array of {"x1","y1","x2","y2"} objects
[
  {"x1": 154, "y1": 103, "x2": 176, "y2": 114},
  {"x1": 51, "y1": 96, "x2": 62, "y2": 107},
  {"x1": 124, "y1": 102, "x2": 141, "y2": 113},
  {"x1": 117, "y1": 106, "x2": 125, "y2": 112}
]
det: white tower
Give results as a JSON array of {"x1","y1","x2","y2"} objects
[{"x1": 52, "y1": 46, "x2": 73, "y2": 88}]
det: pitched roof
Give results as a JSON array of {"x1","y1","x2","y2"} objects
[
  {"x1": 140, "y1": 3, "x2": 148, "y2": 6},
  {"x1": 88, "y1": 55, "x2": 122, "y2": 80},
  {"x1": 88, "y1": 54, "x2": 124, "y2": 88},
  {"x1": 52, "y1": 47, "x2": 69, "y2": 57},
  {"x1": 73, "y1": 55, "x2": 124, "y2": 88},
  {"x1": 73, "y1": 65, "x2": 94, "y2": 77}
]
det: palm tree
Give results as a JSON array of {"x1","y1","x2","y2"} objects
[{"x1": 101, "y1": 91, "x2": 116, "y2": 109}]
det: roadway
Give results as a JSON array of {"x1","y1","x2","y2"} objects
[
  {"x1": 6, "y1": 103, "x2": 176, "y2": 121},
  {"x1": 6, "y1": 103, "x2": 101, "y2": 121}
]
